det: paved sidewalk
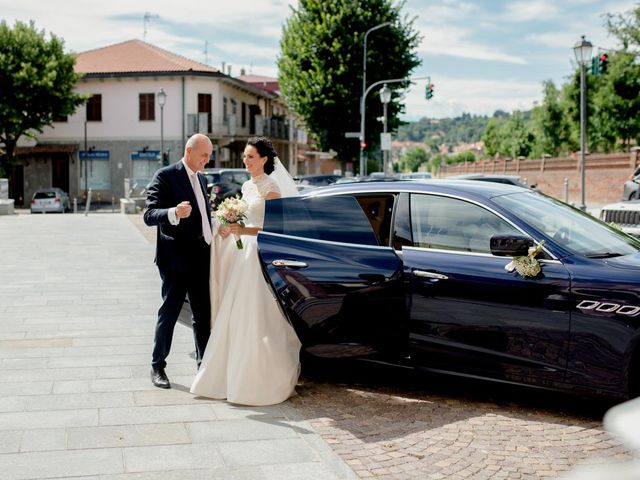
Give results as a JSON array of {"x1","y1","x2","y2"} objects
[{"x1": 0, "y1": 213, "x2": 356, "y2": 480}]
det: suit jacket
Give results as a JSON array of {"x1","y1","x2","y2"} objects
[{"x1": 144, "y1": 160, "x2": 212, "y2": 273}]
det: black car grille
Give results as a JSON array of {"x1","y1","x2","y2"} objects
[{"x1": 602, "y1": 209, "x2": 640, "y2": 225}]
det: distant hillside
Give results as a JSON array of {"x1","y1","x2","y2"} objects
[{"x1": 396, "y1": 111, "x2": 512, "y2": 148}]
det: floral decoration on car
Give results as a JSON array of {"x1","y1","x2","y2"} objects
[{"x1": 505, "y1": 241, "x2": 545, "y2": 278}]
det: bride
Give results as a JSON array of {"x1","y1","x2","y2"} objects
[{"x1": 190, "y1": 137, "x2": 301, "y2": 406}]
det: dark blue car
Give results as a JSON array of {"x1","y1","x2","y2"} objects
[{"x1": 257, "y1": 180, "x2": 640, "y2": 398}]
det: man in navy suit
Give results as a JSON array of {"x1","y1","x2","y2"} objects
[{"x1": 144, "y1": 133, "x2": 213, "y2": 388}]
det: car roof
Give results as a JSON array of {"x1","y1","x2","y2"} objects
[
  {"x1": 448, "y1": 174, "x2": 521, "y2": 181},
  {"x1": 203, "y1": 168, "x2": 247, "y2": 173},
  {"x1": 302, "y1": 179, "x2": 528, "y2": 200},
  {"x1": 33, "y1": 187, "x2": 63, "y2": 192}
]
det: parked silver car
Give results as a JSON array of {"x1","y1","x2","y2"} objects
[{"x1": 30, "y1": 188, "x2": 70, "y2": 213}]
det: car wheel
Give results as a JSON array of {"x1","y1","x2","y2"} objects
[{"x1": 630, "y1": 191, "x2": 638, "y2": 201}]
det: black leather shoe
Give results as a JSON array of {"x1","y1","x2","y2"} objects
[{"x1": 151, "y1": 367, "x2": 171, "y2": 389}]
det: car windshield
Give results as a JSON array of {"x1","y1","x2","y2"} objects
[
  {"x1": 493, "y1": 191, "x2": 640, "y2": 257},
  {"x1": 34, "y1": 191, "x2": 56, "y2": 199}
]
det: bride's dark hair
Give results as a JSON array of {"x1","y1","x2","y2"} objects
[{"x1": 246, "y1": 137, "x2": 277, "y2": 174}]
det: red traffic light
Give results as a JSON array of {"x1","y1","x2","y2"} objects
[{"x1": 360, "y1": 142, "x2": 367, "y2": 150}]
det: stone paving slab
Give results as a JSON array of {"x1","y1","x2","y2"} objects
[{"x1": 0, "y1": 213, "x2": 357, "y2": 480}]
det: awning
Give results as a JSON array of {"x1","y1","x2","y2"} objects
[{"x1": 15, "y1": 144, "x2": 78, "y2": 155}]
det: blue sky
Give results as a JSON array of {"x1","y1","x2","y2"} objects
[{"x1": 1, "y1": 0, "x2": 636, "y2": 120}]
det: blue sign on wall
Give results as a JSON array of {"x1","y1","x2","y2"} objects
[
  {"x1": 131, "y1": 151, "x2": 160, "y2": 160},
  {"x1": 79, "y1": 150, "x2": 110, "y2": 160}
]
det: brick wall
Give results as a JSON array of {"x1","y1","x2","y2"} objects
[{"x1": 439, "y1": 151, "x2": 640, "y2": 207}]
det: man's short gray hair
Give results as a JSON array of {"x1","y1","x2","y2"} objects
[{"x1": 185, "y1": 133, "x2": 211, "y2": 151}]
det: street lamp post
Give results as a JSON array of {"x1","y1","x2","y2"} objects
[
  {"x1": 573, "y1": 35, "x2": 592, "y2": 211},
  {"x1": 379, "y1": 84, "x2": 392, "y2": 175},
  {"x1": 157, "y1": 88, "x2": 167, "y2": 165},
  {"x1": 359, "y1": 22, "x2": 391, "y2": 176}
]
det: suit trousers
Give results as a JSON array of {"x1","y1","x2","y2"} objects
[{"x1": 152, "y1": 243, "x2": 211, "y2": 370}]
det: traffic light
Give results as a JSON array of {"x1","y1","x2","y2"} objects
[
  {"x1": 360, "y1": 141, "x2": 367, "y2": 150},
  {"x1": 591, "y1": 56, "x2": 599, "y2": 75},
  {"x1": 425, "y1": 83, "x2": 434, "y2": 100},
  {"x1": 598, "y1": 53, "x2": 608, "y2": 75},
  {"x1": 162, "y1": 152, "x2": 169, "y2": 166}
]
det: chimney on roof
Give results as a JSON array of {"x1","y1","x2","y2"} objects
[
  {"x1": 240, "y1": 67, "x2": 246, "y2": 76},
  {"x1": 227, "y1": 65, "x2": 232, "y2": 76},
  {"x1": 221, "y1": 61, "x2": 225, "y2": 72}
]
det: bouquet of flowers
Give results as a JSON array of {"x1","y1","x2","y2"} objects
[
  {"x1": 505, "y1": 240, "x2": 545, "y2": 278},
  {"x1": 215, "y1": 196, "x2": 248, "y2": 249}
]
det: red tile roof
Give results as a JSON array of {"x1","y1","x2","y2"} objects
[
  {"x1": 238, "y1": 75, "x2": 280, "y2": 94},
  {"x1": 75, "y1": 39, "x2": 219, "y2": 75}
]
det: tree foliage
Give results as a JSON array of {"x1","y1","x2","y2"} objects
[
  {"x1": 0, "y1": 20, "x2": 85, "y2": 177},
  {"x1": 278, "y1": 0, "x2": 421, "y2": 169},
  {"x1": 398, "y1": 146, "x2": 428, "y2": 172}
]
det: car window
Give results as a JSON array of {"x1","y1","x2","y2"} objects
[
  {"x1": 354, "y1": 194, "x2": 396, "y2": 246},
  {"x1": 410, "y1": 194, "x2": 520, "y2": 253},
  {"x1": 34, "y1": 191, "x2": 56, "y2": 199},
  {"x1": 204, "y1": 173, "x2": 220, "y2": 184},
  {"x1": 264, "y1": 196, "x2": 379, "y2": 246}
]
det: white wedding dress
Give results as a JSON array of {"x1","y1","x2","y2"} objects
[{"x1": 190, "y1": 173, "x2": 301, "y2": 406}]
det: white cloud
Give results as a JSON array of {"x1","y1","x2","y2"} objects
[
  {"x1": 400, "y1": 76, "x2": 542, "y2": 119},
  {"x1": 419, "y1": 24, "x2": 526, "y2": 63},
  {"x1": 504, "y1": 0, "x2": 561, "y2": 23}
]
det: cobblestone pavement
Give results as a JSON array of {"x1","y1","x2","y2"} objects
[
  {"x1": 290, "y1": 362, "x2": 634, "y2": 480},
  {"x1": 127, "y1": 213, "x2": 635, "y2": 480}
]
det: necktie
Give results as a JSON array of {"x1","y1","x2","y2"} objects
[{"x1": 190, "y1": 173, "x2": 212, "y2": 245}]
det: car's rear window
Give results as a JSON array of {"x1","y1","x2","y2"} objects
[
  {"x1": 34, "y1": 192, "x2": 56, "y2": 199},
  {"x1": 264, "y1": 196, "x2": 379, "y2": 246}
]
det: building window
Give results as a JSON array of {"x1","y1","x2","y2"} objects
[
  {"x1": 87, "y1": 94, "x2": 102, "y2": 121},
  {"x1": 139, "y1": 93, "x2": 155, "y2": 121},
  {"x1": 241, "y1": 102, "x2": 246, "y2": 127},
  {"x1": 223, "y1": 97, "x2": 228, "y2": 124},
  {"x1": 198, "y1": 93, "x2": 212, "y2": 133}
]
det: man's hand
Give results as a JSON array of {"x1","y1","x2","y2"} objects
[{"x1": 175, "y1": 201, "x2": 192, "y2": 219}]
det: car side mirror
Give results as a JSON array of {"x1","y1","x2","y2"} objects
[
  {"x1": 490, "y1": 233, "x2": 534, "y2": 257},
  {"x1": 633, "y1": 175, "x2": 640, "y2": 184}
]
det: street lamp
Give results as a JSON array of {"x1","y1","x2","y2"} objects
[
  {"x1": 157, "y1": 88, "x2": 167, "y2": 165},
  {"x1": 573, "y1": 35, "x2": 592, "y2": 211},
  {"x1": 360, "y1": 21, "x2": 391, "y2": 176},
  {"x1": 379, "y1": 84, "x2": 392, "y2": 175}
]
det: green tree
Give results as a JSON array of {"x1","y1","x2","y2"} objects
[
  {"x1": 499, "y1": 111, "x2": 533, "y2": 158},
  {"x1": 593, "y1": 51, "x2": 640, "y2": 151},
  {"x1": 0, "y1": 21, "x2": 85, "y2": 177},
  {"x1": 530, "y1": 81, "x2": 569, "y2": 157},
  {"x1": 481, "y1": 117, "x2": 503, "y2": 157},
  {"x1": 278, "y1": 0, "x2": 421, "y2": 171},
  {"x1": 399, "y1": 146, "x2": 428, "y2": 172}
]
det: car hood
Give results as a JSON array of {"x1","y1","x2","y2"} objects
[{"x1": 601, "y1": 200, "x2": 640, "y2": 211}]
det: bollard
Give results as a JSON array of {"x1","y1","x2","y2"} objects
[
  {"x1": 563, "y1": 177, "x2": 569, "y2": 203},
  {"x1": 84, "y1": 189, "x2": 92, "y2": 217},
  {"x1": 111, "y1": 196, "x2": 115, "y2": 213},
  {"x1": 73, "y1": 198, "x2": 77, "y2": 214}
]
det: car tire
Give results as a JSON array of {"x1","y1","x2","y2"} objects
[{"x1": 630, "y1": 191, "x2": 638, "y2": 201}]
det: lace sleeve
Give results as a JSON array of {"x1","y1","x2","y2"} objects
[{"x1": 255, "y1": 175, "x2": 280, "y2": 198}]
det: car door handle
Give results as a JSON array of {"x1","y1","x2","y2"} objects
[
  {"x1": 272, "y1": 259, "x2": 308, "y2": 268},
  {"x1": 412, "y1": 270, "x2": 448, "y2": 280}
]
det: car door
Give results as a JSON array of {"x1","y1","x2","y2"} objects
[
  {"x1": 396, "y1": 192, "x2": 572, "y2": 387},
  {"x1": 257, "y1": 195, "x2": 407, "y2": 359}
]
